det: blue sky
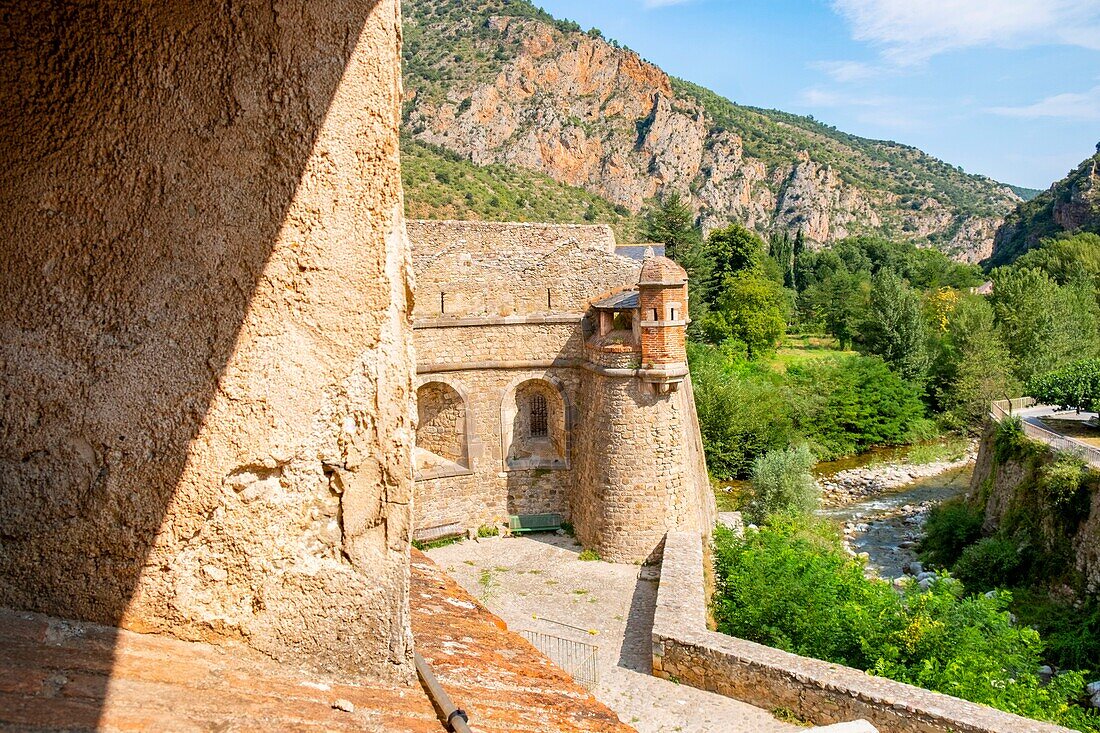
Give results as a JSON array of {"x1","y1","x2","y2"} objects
[{"x1": 534, "y1": 0, "x2": 1100, "y2": 189}]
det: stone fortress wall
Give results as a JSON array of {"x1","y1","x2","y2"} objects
[
  {"x1": 409, "y1": 220, "x2": 715, "y2": 563},
  {"x1": 0, "y1": 0, "x2": 415, "y2": 681}
]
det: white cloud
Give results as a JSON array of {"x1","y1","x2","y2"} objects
[
  {"x1": 989, "y1": 84, "x2": 1100, "y2": 121},
  {"x1": 798, "y1": 87, "x2": 931, "y2": 131},
  {"x1": 832, "y1": 0, "x2": 1100, "y2": 64},
  {"x1": 810, "y1": 60, "x2": 880, "y2": 82}
]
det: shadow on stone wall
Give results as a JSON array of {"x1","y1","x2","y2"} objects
[{"x1": 0, "y1": 0, "x2": 386, "y2": 726}]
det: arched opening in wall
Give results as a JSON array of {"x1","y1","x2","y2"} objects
[
  {"x1": 502, "y1": 378, "x2": 567, "y2": 470},
  {"x1": 414, "y1": 381, "x2": 469, "y2": 478}
]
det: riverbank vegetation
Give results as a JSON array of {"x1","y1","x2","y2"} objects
[
  {"x1": 646, "y1": 188, "x2": 1100, "y2": 480},
  {"x1": 713, "y1": 517, "x2": 1100, "y2": 731}
]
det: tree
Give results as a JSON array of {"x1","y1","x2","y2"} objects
[
  {"x1": 769, "y1": 230, "x2": 796, "y2": 289},
  {"x1": 704, "y1": 223, "x2": 770, "y2": 296},
  {"x1": 800, "y1": 270, "x2": 868, "y2": 350},
  {"x1": 1014, "y1": 233, "x2": 1100, "y2": 288},
  {"x1": 990, "y1": 267, "x2": 1100, "y2": 383},
  {"x1": 1026, "y1": 359, "x2": 1100, "y2": 413},
  {"x1": 642, "y1": 191, "x2": 698, "y2": 260},
  {"x1": 702, "y1": 270, "x2": 787, "y2": 356},
  {"x1": 858, "y1": 271, "x2": 930, "y2": 382},
  {"x1": 745, "y1": 445, "x2": 819, "y2": 524},
  {"x1": 931, "y1": 295, "x2": 1020, "y2": 430}
]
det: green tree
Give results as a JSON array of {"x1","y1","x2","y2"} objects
[
  {"x1": 858, "y1": 271, "x2": 930, "y2": 381},
  {"x1": 704, "y1": 223, "x2": 770, "y2": 297},
  {"x1": 786, "y1": 355, "x2": 927, "y2": 458},
  {"x1": 931, "y1": 295, "x2": 1020, "y2": 430},
  {"x1": 801, "y1": 270, "x2": 868, "y2": 349},
  {"x1": 1014, "y1": 233, "x2": 1100, "y2": 288},
  {"x1": 1026, "y1": 359, "x2": 1100, "y2": 412},
  {"x1": 991, "y1": 267, "x2": 1100, "y2": 383},
  {"x1": 702, "y1": 270, "x2": 787, "y2": 356},
  {"x1": 643, "y1": 191, "x2": 699, "y2": 260},
  {"x1": 745, "y1": 445, "x2": 819, "y2": 524}
]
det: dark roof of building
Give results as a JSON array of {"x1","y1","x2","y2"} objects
[
  {"x1": 638, "y1": 256, "x2": 687, "y2": 286},
  {"x1": 591, "y1": 290, "x2": 639, "y2": 310},
  {"x1": 615, "y1": 244, "x2": 665, "y2": 261}
]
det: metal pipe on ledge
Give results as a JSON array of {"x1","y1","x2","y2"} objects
[{"x1": 414, "y1": 652, "x2": 473, "y2": 733}]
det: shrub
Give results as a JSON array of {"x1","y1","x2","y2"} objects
[
  {"x1": 786, "y1": 355, "x2": 926, "y2": 459},
  {"x1": 745, "y1": 445, "x2": 818, "y2": 524},
  {"x1": 1039, "y1": 453, "x2": 1088, "y2": 507},
  {"x1": 689, "y1": 342, "x2": 793, "y2": 478},
  {"x1": 711, "y1": 519, "x2": 1099, "y2": 730},
  {"x1": 952, "y1": 536, "x2": 1027, "y2": 592},
  {"x1": 578, "y1": 549, "x2": 599, "y2": 561},
  {"x1": 993, "y1": 415, "x2": 1031, "y2": 463},
  {"x1": 919, "y1": 499, "x2": 984, "y2": 569},
  {"x1": 477, "y1": 524, "x2": 500, "y2": 538}
]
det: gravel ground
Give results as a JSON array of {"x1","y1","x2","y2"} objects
[{"x1": 428, "y1": 534, "x2": 800, "y2": 733}]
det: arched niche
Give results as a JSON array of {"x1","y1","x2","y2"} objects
[
  {"x1": 500, "y1": 375, "x2": 569, "y2": 471},
  {"x1": 414, "y1": 377, "x2": 473, "y2": 479}
]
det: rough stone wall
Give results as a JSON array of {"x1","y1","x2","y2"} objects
[
  {"x1": 0, "y1": 0, "x2": 415, "y2": 681},
  {"x1": 970, "y1": 425, "x2": 1100, "y2": 594},
  {"x1": 416, "y1": 383, "x2": 466, "y2": 465},
  {"x1": 571, "y1": 374, "x2": 714, "y2": 563},
  {"x1": 409, "y1": 220, "x2": 639, "y2": 319},
  {"x1": 416, "y1": 319, "x2": 587, "y2": 368},
  {"x1": 413, "y1": 368, "x2": 579, "y2": 534}
]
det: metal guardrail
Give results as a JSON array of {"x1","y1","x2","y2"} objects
[
  {"x1": 520, "y1": 629, "x2": 599, "y2": 690},
  {"x1": 989, "y1": 398, "x2": 1100, "y2": 467}
]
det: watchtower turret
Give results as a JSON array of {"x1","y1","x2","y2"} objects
[{"x1": 637, "y1": 255, "x2": 688, "y2": 392}]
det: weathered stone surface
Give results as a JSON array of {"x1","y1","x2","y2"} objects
[
  {"x1": 0, "y1": 0, "x2": 414, "y2": 680},
  {"x1": 408, "y1": 221, "x2": 714, "y2": 562}
]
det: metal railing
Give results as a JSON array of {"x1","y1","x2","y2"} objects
[
  {"x1": 989, "y1": 397, "x2": 1037, "y2": 419},
  {"x1": 520, "y1": 629, "x2": 599, "y2": 690},
  {"x1": 990, "y1": 398, "x2": 1100, "y2": 467}
]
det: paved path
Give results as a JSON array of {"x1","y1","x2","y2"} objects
[
  {"x1": 428, "y1": 535, "x2": 800, "y2": 733},
  {"x1": 1008, "y1": 405, "x2": 1100, "y2": 468}
]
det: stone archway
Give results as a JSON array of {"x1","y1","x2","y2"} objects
[
  {"x1": 499, "y1": 375, "x2": 570, "y2": 471},
  {"x1": 414, "y1": 377, "x2": 473, "y2": 479}
]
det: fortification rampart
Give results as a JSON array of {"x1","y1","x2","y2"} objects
[{"x1": 410, "y1": 221, "x2": 715, "y2": 562}]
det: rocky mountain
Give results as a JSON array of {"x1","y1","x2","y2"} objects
[
  {"x1": 986, "y1": 145, "x2": 1100, "y2": 267},
  {"x1": 401, "y1": 0, "x2": 1024, "y2": 261}
]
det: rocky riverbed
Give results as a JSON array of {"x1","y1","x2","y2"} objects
[
  {"x1": 818, "y1": 446, "x2": 977, "y2": 508},
  {"x1": 818, "y1": 463, "x2": 975, "y2": 580}
]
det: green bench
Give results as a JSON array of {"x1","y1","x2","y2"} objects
[{"x1": 507, "y1": 513, "x2": 563, "y2": 535}]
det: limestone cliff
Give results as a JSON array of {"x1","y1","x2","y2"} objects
[{"x1": 402, "y1": 0, "x2": 1020, "y2": 260}]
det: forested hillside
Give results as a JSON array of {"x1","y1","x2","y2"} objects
[
  {"x1": 401, "y1": 0, "x2": 1023, "y2": 261},
  {"x1": 987, "y1": 145, "x2": 1100, "y2": 266}
]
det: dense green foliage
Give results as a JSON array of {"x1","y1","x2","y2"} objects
[
  {"x1": 918, "y1": 499, "x2": 985, "y2": 569},
  {"x1": 688, "y1": 343, "x2": 792, "y2": 478},
  {"x1": 1027, "y1": 359, "x2": 1100, "y2": 413},
  {"x1": 401, "y1": 138, "x2": 641, "y2": 239},
  {"x1": 713, "y1": 519, "x2": 1099, "y2": 731},
  {"x1": 744, "y1": 445, "x2": 818, "y2": 524},
  {"x1": 987, "y1": 149, "x2": 1100, "y2": 267},
  {"x1": 785, "y1": 356, "x2": 929, "y2": 459},
  {"x1": 690, "y1": 344, "x2": 928, "y2": 478},
  {"x1": 990, "y1": 267, "x2": 1100, "y2": 384}
]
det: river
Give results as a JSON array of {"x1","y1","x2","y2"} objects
[{"x1": 817, "y1": 463, "x2": 973, "y2": 579}]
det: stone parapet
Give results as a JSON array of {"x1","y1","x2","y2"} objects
[{"x1": 653, "y1": 532, "x2": 1076, "y2": 733}]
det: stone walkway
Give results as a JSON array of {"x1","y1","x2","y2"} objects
[{"x1": 428, "y1": 535, "x2": 801, "y2": 733}]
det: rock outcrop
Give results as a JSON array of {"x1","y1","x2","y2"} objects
[
  {"x1": 987, "y1": 145, "x2": 1100, "y2": 266},
  {"x1": 403, "y1": 0, "x2": 1021, "y2": 260}
]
